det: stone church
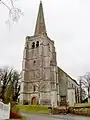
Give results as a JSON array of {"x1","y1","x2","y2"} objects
[{"x1": 20, "y1": 1, "x2": 80, "y2": 107}]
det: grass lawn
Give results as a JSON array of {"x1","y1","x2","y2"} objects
[
  {"x1": 75, "y1": 102, "x2": 90, "y2": 107},
  {"x1": 16, "y1": 105, "x2": 49, "y2": 114}
]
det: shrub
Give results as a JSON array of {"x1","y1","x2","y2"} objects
[
  {"x1": 10, "y1": 111, "x2": 23, "y2": 119},
  {"x1": 12, "y1": 105, "x2": 20, "y2": 113}
]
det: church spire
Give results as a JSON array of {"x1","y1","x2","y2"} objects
[{"x1": 34, "y1": 1, "x2": 47, "y2": 35}]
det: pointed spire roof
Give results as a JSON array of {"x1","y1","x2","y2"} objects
[{"x1": 34, "y1": 1, "x2": 47, "y2": 35}]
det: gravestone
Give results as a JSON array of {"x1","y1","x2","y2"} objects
[{"x1": 0, "y1": 102, "x2": 10, "y2": 119}]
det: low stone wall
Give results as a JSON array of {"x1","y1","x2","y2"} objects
[
  {"x1": 69, "y1": 107, "x2": 90, "y2": 116},
  {"x1": 52, "y1": 106, "x2": 68, "y2": 114},
  {"x1": 51, "y1": 103, "x2": 90, "y2": 116}
]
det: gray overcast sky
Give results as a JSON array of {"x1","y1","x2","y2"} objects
[{"x1": 0, "y1": 0, "x2": 90, "y2": 79}]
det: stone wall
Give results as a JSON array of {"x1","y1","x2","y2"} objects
[
  {"x1": 57, "y1": 67, "x2": 79, "y2": 105},
  {"x1": 58, "y1": 67, "x2": 68, "y2": 97},
  {"x1": 20, "y1": 34, "x2": 58, "y2": 106}
]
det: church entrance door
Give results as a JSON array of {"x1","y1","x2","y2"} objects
[{"x1": 31, "y1": 97, "x2": 37, "y2": 105}]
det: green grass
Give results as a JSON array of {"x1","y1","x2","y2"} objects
[
  {"x1": 16, "y1": 105, "x2": 49, "y2": 114},
  {"x1": 75, "y1": 102, "x2": 90, "y2": 107}
]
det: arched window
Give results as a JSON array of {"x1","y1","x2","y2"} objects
[
  {"x1": 36, "y1": 41, "x2": 39, "y2": 48},
  {"x1": 32, "y1": 42, "x2": 35, "y2": 49}
]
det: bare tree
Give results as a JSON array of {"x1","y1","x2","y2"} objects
[
  {"x1": 79, "y1": 73, "x2": 90, "y2": 102},
  {"x1": 35, "y1": 81, "x2": 45, "y2": 104},
  {"x1": 31, "y1": 81, "x2": 47, "y2": 105},
  {"x1": 0, "y1": 0, "x2": 23, "y2": 23},
  {"x1": 0, "y1": 68, "x2": 20, "y2": 104},
  {"x1": 79, "y1": 78, "x2": 87, "y2": 103}
]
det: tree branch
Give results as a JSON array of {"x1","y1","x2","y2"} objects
[
  {"x1": 9, "y1": 0, "x2": 15, "y2": 8},
  {"x1": 0, "y1": 0, "x2": 23, "y2": 23},
  {"x1": 0, "y1": 0, "x2": 11, "y2": 10}
]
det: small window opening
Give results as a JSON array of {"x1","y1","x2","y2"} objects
[
  {"x1": 33, "y1": 85, "x2": 36, "y2": 92},
  {"x1": 32, "y1": 42, "x2": 35, "y2": 49},
  {"x1": 33, "y1": 60, "x2": 36, "y2": 64},
  {"x1": 48, "y1": 43, "x2": 50, "y2": 50},
  {"x1": 36, "y1": 41, "x2": 39, "y2": 48}
]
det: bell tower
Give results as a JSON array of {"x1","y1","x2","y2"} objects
[{"x1": 20, "y1": 1, "x2": 58, "y2": 107}]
